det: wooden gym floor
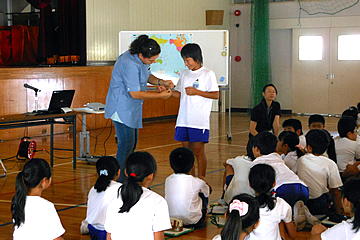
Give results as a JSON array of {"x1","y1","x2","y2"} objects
[{"x1": 0, "y1": 112, "x2": 340, "y2": 240}]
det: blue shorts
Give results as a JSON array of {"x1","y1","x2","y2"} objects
[
  {"x1": 175, "y1": 127, "x2": 209, "y2": 143},
  {"x1": 88, "y1": 224, "x2": 107, "y2": 240},
  {"x1": 275, "y1": 183, "x2": 309, "y2": 207}
]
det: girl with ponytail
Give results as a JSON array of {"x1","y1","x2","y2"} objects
[
  {"x1": 104, "y1": 151, "x2": 171, "y2": 240},
  {"x1": 248, "y1": 164, "x2": 298, "y2": 240},
  {"x1": 277, "y1": 130, "x2": 304, "y2": 173},
  {"x1": 213, "y1": 194, "x2": 260, "y2": 240},
  {"x1": 310, "y1": 178, "x2": 360, "y2": 240},
  {"x1": 81, "y1": 156, "x2": 121, "y2": 239},
  {"x1": 11, "y1": 158, "x2": 65, "y2": 240}
]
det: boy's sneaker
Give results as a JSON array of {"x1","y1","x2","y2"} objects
[
  {"x1": 80, "y1": 220, "x2": 89, "y2": 235},
  {"x1": 304, "y1": 205, "x2": 321, "y2": 225},
  {"x1": 294, "y1": 200, "x2": 306, "y2": 231}
]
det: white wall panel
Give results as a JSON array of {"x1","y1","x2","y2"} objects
[{"x1": 86, "y1": 0, "x2": 231, "y2": 61}]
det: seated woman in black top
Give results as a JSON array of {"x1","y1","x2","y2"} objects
[{"x1": 247, "y1": 84, "x2": 281, "y2": 155}]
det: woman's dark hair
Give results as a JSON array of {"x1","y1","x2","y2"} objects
[
  {"x1": 249, "y1": 164, "x2": 276, "y2": 210},
  {"x1": 278, "y1": 131, "x2": 304, "y2": 158},
  {"x1": 118, "y1": 151, "x2": 157, "y2": 213},
  {"x1": 180, "y1": 43, "x2": 203, "y2": 64},
  {"x1": 129, "y1": 35, "x2": 161, "y2": 58},
  {"x1": 262, "y1": 83, "x2": 278, "y2": 94},
  {"x1": 11, "y1": 158, "x2": 52, "y2": 227},
  {"x1": 221, "y1": 194, "x2": 259, "y2": 240},
  {"x1": 94, "y1": 156, "x2": 120, "y2": 193},
  {"x1": 341, "y1": 179, "x2": 360, "y2": 233},
  {"x1": 169, "y1": 147, "x2": 194, "y2": 174}
]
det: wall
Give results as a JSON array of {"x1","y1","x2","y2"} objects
[
  {"x1": 86, "y1": 0, "x2": 232, "y2": 61},
  {"x1": 230, "y1": 2, "x2": 360, "y2": 111}
]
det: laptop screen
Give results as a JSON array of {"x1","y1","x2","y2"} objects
[{"x1": 48, "y1": 90, "x2": 75, "y2": 112}]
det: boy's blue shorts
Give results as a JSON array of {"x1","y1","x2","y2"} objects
[{"x1": 175, "y1": 127, "x2": 209, "y2": 143}]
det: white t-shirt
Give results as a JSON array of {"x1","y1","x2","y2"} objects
[
  {"x1": 165, "y1": 173, "x2": 210, "y2": 225},
  {"x1": 321, "y1": 218, "x2": 360, "y2": 240},
  {"x1": 86, "y1": 180, "x2": 121, "y2": 230},
  {"x1": 251, "y1": 153, "x2": 306, "y2": 190},
  {"x1": 174, "y1": 66, "x2": 219, "y2": 130},
  {"x1": 224, "y1": 156, "x2": 255, "y2": 204},
  {"x1": 105, "y1": 187, "x2": 171, "y2": 240},
  {"x1": 284, "y1": 151, "x2": 300, "y2": 173},
  {"x1": 335, "y1": 137, "x2": 360, "y2": 172},
  {"x1": 248, "y1": 197, "x2": 292, "y2": 240},
  {"x1": 299, "y1": 135, "x2": 306, "y2": 148},
  {"x1": 13, "y1": 196, "x2": 65, "y2": 240},
  {"x1": 297, "y1": 153, "x2": 343, "y2": 199},
  {"x1": 213, "y1": 234, "x2": 250, "y2": 240}
]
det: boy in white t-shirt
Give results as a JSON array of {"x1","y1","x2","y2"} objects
[
  {"x1": 335, "y1": 116, "x2": 360, "y2": 182},
  {"x1": 297, "y1": 129, "x2": 343, "y2": 216},
  {"x1": 282, "y1": 118, "x2": 306, "y2": 148},
  {"x1": 165, "y1": 147, "x2": 211, "y2": 228},
  {"x1": 171, "y1": 43, "x2": 219, "y2": 179}
]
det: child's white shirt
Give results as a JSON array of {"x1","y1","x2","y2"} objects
[
  {"x1": 297, "y1": 153, "x2": 343, "y2": 199},
  {"x1": 248, "y1": 197, "x2": 292, "y2": 240},
  {"x1": 224, "y1": 155, "x2": 255, "y2": 204},
  {"x1": 335, "y1": 137, "x2": 360, "y2": 172},
  {"x1": 13, "y1": 196, "x2": 65, "y2": 240},
  {"x1": 299, "y1": 135, "x2": 307, "y2": 148},
  {"x1": 86, "y1": 180, "x2": 121, "y2": 230},
  {"x1": 174, "y1": 66, "x2": 219, "y2": 130},
  {"x1": 165, "y1": 173, "x2": 210, "y2": 225},
  {"x1": 321, "y1": 217, "x2": 360, "y2": 240},
  {"x1": 105, "y1": 187, "x2": 171, "y2": 240},
  {"x1": 251, "y1": 153, "x2": 307, "y2": 190},
  {"x1": 283, "y1": 151, "x2": 299, "y2": 173}
]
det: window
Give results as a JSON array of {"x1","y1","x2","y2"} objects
[
  {"x1": 299, "y1": 36, "x2": 323, "y2": 61},
  {"x1": 338, "y1": 35, "x2": 360, "y2": 60}
]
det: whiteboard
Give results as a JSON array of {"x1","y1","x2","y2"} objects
[{"x1": 119, "y1": 30, "x2": 229, "y2": 86}]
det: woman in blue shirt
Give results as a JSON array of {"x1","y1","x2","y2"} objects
[{"x1": 105, "y1": 35, "x2": 174, "y2": 182}]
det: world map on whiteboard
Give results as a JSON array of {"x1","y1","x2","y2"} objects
[{"x1": 131, "y1": 33, "x2": 192, "y2": 82}]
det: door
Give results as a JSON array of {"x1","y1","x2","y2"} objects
[{"x1": 292, "y1": 28, "x2": 330, "y2": 114}]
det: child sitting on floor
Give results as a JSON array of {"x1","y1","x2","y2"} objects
[
  {"x1": 277, "y1": 131, "x2": 304, "y2": 173},
  {"x1": 81, "y1": 156, "x2": 121, "y2": 240},
  {"x1": 165, "y1": 147, "x2": 212, "y2": 228},
  {"x1": 282, "y1": 118, "x2": 306, "y2": 148}
]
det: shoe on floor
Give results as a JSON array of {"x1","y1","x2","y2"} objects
[
  {"x1": 80, "y1": 220, "x2": 89, "y2": 235},
  {"x1": 304, "y1": 205, "x2": 321, "y2": 225},
  {"x1": 294, "y1": 200, "x2": 306, "y2": 231}
]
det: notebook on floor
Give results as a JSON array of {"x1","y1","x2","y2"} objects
[{"x1": 36, "y1": 90, "x2": 75, "y2": 115}]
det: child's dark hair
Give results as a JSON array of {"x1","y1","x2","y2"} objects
[
  {"x1": 338, "y1": 116, "x2": 357, "y2": 138},
  {"x1": 252, "y1": 131, "x2": 278, "y2": 155},
  {"x1": 341, "y1": 179, "x2": 360, "y2": 233},
  {"x1": 282, "y1": 118, "x2": 303, "y2": 135},
  {"x1": 249, "y1": 164, "x2": 276, "y2": 210},
  {"x1": 342, "y1": 107, "x2": 358, "y2": 122},
  {"x1": 308, "y1": 114, "x2": 325, "y2": 126},
  {"x1": 305, "y1": 129, "x2": 330, "y2": 155},
  {"x1": 262, "y1": 83, "x2": 278, "y2": 94},
  {"x1": 129, "y1": 35, "x2": 161, "y2": 58},
  {"x1": 180, "y1": 43, "x2": 203, "y2": 64},
  {"x1": 119, "y1": 151, "x2": 157, "y2": 213},
  {"x1": 94, "y1": 156, "x2": 120, "y2": 193},
  {"x1": 278, "y1": 131, "x2": 304, "y2": 158},
  {"x1": 169, "y1": 147, "x2": 194, "y2": 174},
  {"x1": 11, "y1": 158, "x2": 52, "y2": 227},
  {"x1": 221, "y1": 194, "x2": 260, "y2": 240}
]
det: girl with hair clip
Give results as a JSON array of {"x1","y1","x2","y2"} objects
[
  {"x1": 213, "y1": 194, "x2": 260, "y2": 240},
  {"x1": 248, "y1": 164, "x2": 298, "y2": 240},
  {"x1": 81, "y1": 156, "x2": 121, "y2": 239},
  {"x1": 310, "y1": 178, "x2": 360, "y2": 240},
  {"x1": 276, "y1": 130, "x2": 304, "y2": 173},
  {"x1": 11, "y1": 158, "x2": 65, "y2": 240},
  {"x1": 105, "y1": 34, "x2": 174, "y2": 183},
  {"x1": 104, "y1": 151, "x2": 171, "y2": 240}
]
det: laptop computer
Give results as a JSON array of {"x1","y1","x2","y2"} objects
[{"x1": 36, "y1": 90, "x2": 75, "y2": 115}]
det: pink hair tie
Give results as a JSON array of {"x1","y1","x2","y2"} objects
[{"x1": 229, "y1": 200, "x2": 249, "y2": 217}]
